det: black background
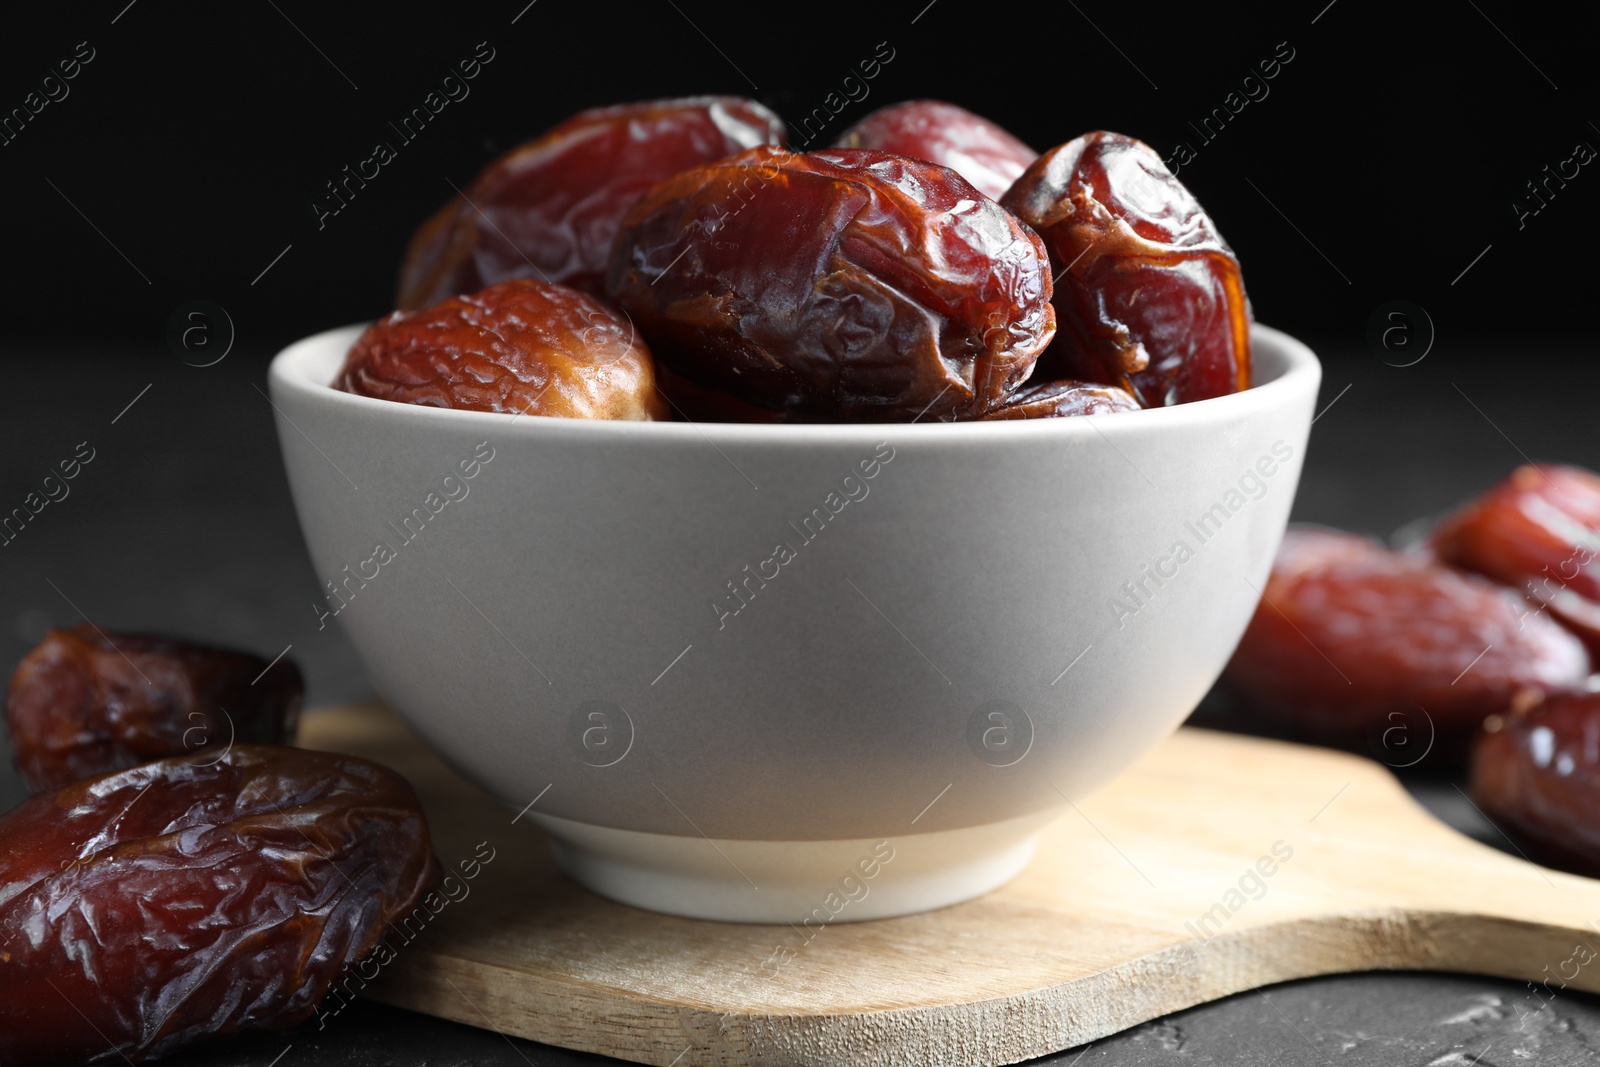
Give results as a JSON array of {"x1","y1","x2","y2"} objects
[
  {"x1": 0, "y1": 0, "x2": 1594, "y2": 349},
  {"x1": 4, "y1": 2, "x2": 1600, "y2": 1064}
]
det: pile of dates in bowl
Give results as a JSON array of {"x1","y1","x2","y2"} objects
[
  {"x1": 1222, "y1": 463, "x2": 1600, "y2": 877},
  {"x1": 344, "y1": 95, "x2": 1256, "y2": 424},
  {"x1": 5, "y1": 95, "x2": 1259, "y2": 1064}
]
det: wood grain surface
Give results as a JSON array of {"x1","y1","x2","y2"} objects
[{"x1": 299, "y1": 702, "x2": 1600, "y2": 1067}]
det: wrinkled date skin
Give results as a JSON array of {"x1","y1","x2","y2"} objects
[
  {"x1": 398, "y1": 96, "x2": 786, "y2": 307},
  {"x1": 5, "y1": 625, "x2": 302, "y2": 793},
  {"x1": 338, "y1": 278, "x2": 668, "y2": 420},
  {"x1": 0, "y1": 745, "x2": 437, "y2": 1065},
  {"x1": 979, "y1": 379, "x2": 1139, "y2": 420},
  {"x1": 1432, "y1": 464, "x2": 1600, "y2": 656},
  {"x1": 1222, "y1": 528, "x2": 1591, "y2": 757},
  {"x1": 1473, "y1": 693, "x2": 1600, "y2": 876},
  {"x1": 833, "y1": 99, "x2": 1038, "y2": 201},
  {"x1": 607, "y1": 147, "x2": 1056, "y2": 422},
  {"x1": 1001, "y1": 131, "x2": 1251, "y2": 407}
]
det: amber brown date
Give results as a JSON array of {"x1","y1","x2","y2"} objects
[
  {"x1": 338, "y1": 278, "x2": 668, "y2": 419},
  {"x1": 607, "y1": 146, "x2": 1056, "y2": 422},
  {"x1": 979, "y1": 379, "x2": 1139, "y2": 420},
  {"x1": 1001, "y1": 131, "x2": 1252, "y2": 407},
  {"x1": 0, "y1": 745, "x2": 436, "y2": 1064},
  {"x1": 1222, "y1": 528, "x2": 1590, "y2": 756},
  {"x1": 833, "y1": 99, "x2": 1038, "y2": 201},
  {"x1": 1473, "y1": 692, "x2": 1600, "y2": 876},
  {"x1": 5, "y1": 624, "x2": 302, "y2": 793},
  {"x1": 398, "y1": 96, "x2": 785, "y2": 308},
  {"x1": 1432, "y1": 464, "x2": 1600, "y2": 656}
]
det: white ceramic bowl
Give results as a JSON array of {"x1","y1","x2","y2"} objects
[{"x1": 269, "y1": 325, "x2": 1320, "y2": 921}]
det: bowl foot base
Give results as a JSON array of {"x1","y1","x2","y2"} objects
[{"x1": 532, "y1": 808, "x2": 1061, "y2": 922}]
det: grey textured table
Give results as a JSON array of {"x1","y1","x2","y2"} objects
[{"x1": 2, "y1": 339, "x2": 1598, "y2": 1065}]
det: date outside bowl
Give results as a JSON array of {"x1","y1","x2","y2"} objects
[{"x1": 268, "y1": 324, "x2": 1320, "y2": 923}]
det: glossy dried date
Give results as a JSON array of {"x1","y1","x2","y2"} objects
[
  {"x1": 1473, "y1": 691, "x2": 1600, "y2": 876},
  {"x1": 0, "y1": 744, "x2": 437, "y2": 1065},
  {"x1": 979, "y1": 379, "x2": 1139, "y2": 420},
  {"x1": 1432, "y1": 464, "x2": 1600, "y2": 656},
  {"x1": 398, "y1": 96, "x2": 785, "y2": 307},
  {"x1": 1001, "y1": 131, "x2": 1251, "y2": 406},
  {"x1": 5, "y1": 624, "x2": 302, "y2": 793},
  {"x1": 606, "y1": 146, "x2": 1056, "y2": 422},
  {"x1": 833, "y1": 99, "x2": 1038, "y2": 201},
  {"x1": 338, "y1": 278, "x2": 668, "y2": 419},
  {"x1": 1222, "y1": 528, "x2": 1590, "y2": 756}
]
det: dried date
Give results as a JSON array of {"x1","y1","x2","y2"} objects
[
  {"x1": 1432, "y1": 464, "x2": 1600, "y2": 656},
  {"x1": 5, "y1": 624, "x2": 302, "y2": 793},
  {"x1": 833, "y1": 99, "x2": 1038, "y2": 201},
  {"x1": 398, "y1": 96, "x2": 785, "y2": 307},
  {"x1": 1473, "y1": 691, "x2": 1600, "y2": 876},
  {"x1": 1222, "y1": 528, "x2": 1591, "y2": 757},
  {"x1": 338, "y1": 278, "x2": 668, "y2": 419},
  {"x1": 606, "y1": 146, "x2": 1056, "y2": 422},
  {"x1": 1001, "y1": 131, "x2": 1252, "y2": 406},
  {"x1": 979, "y1": 379, "x2": 1139, "y2": 420},
  {"x1": 0, "y1": 744, "x2": 437, "y2": 1065}
]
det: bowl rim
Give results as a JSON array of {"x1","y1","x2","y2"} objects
[{"x1": 268, "y1": 321, "x2": 1320, "y2": 442}]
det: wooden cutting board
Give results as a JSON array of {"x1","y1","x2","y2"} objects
[{"x1": 299, "y1": 702, "x2": 1600, "y2": 1067}]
